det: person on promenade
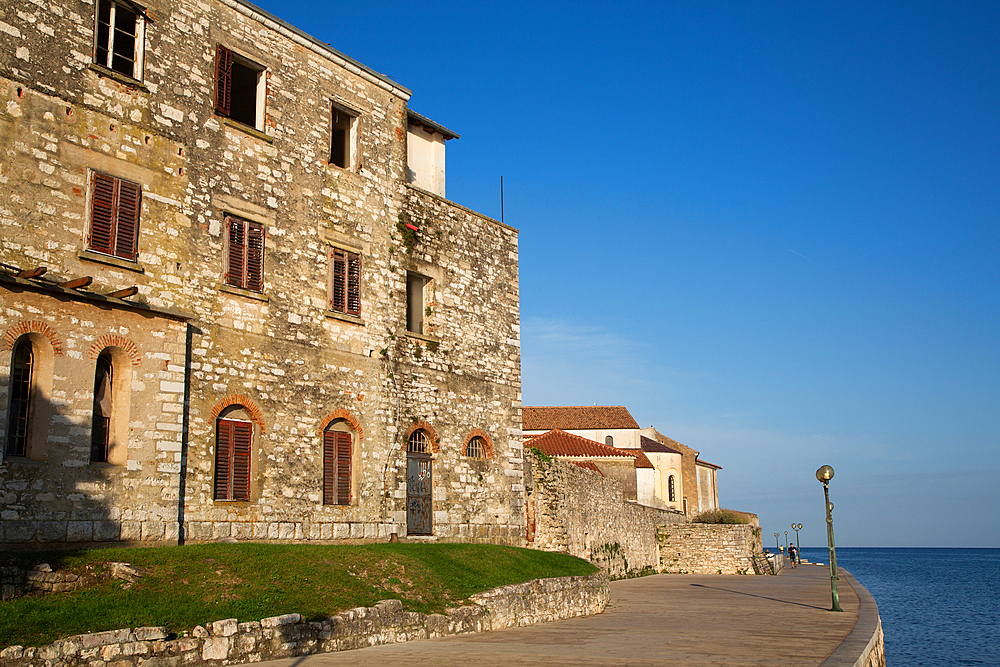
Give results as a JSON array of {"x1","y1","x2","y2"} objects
[{"x1": 788, "y1": 544, "x2": 798, "y2": 568}]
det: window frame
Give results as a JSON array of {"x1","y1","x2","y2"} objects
[
  {"x1": 668, "y1": 475, "x2": 676, "y2": 502},
  {"x1": 224, "y1": 214, "x2": 265, "y2": 293},
  {"x1": 214, "y1": 44, "x2": 266, "y2": 131},
  {"x1": 87, "y1": 171, "x2": 142, "y2": 262},
  {"x1": 90, "y1": 353, "x2": 113, "y2": 463},
  {"x1": 465, "y1": 436, "x2": 486, "y2": 460},
  {"x1": 323, "y1": 428, "x2": 352, "y2": 505},
  {"x1": 328, "y1": 247, "x2": 361, "y2": 316},
  {"x1": 5, "y1": 339, "x2": 34, "y2": 459},
  {"x1": 93, "y1": 0, "x2": 146, "y2": 81},
  {"x1": 215, "y1": 417, "x2": 252, "y2": 501},
  {"x1": 406, "y1": 272, "x2": 429, "y2": 334},
  {"x1": 329, "y1": 101, "x2": 359, "y2": 170},
  {"x1": 407, "y1": 429, "x2": 430, "y2": 454}
]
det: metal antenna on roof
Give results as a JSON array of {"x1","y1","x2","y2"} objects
[{"x1": 500, "y1": 176, "x2": 504, "y2": 224}]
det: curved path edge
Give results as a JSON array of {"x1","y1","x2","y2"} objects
[{"x1": 819, "y1": 569, "x2": 886, "y2": 667}]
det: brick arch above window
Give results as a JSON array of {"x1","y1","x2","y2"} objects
[
  {"x1": 463, "y1": 428, "x2": 495, "y2": 459},
  {"x1": 3, "y1": 321, "x2": 63, "y2": 356},
  {"x1": 210, "y1": 394, "x2": 266, "y2": 432},
  {"x1": 88, "y1": 334, "x2": 141, "y2": 367},
  {"x1": 317, "y1": 409, "x2": 363, "y2": 440},
  {"x1": 403, "y1": 420, "x2": 439, "y2": 454}
]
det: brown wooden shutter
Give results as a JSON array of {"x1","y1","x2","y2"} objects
[
  {"x1": 225, "y1": 216, "x2": 245, "y2": 288},
  {"x1": 323, "y1": 430, "x2": 336, "y2": 505},
  {"x1": 114, "y1": 178, "x2": 141, "y2": 260},
  {"x1": 346, "y1": 253, "x2": 361, "y2": 316},
  {"x1": 336, "y1": 431, "x2": 351, "y2": 504},
  {"x1": 331, "y1": 248, "x2": 346, "y2": 312},
  {"x1": 215, "y1": 419, "x2": 233, "y2": 500},
  {"x1": 215, "y1": 45, "x2": 232, "y2": 116},
  {"x1": 245, "y1": 222, "x2": 264, "y2": 292},
  {"x1": 231, "y1": 421, "x2": 252, "y2": 500},
  {"x1": 89, "y1": 172, "x2": 117, "y2": 255}
]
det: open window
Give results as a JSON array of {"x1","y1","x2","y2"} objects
[
  {"x1": 4, "y1": 334, "x2": 55, "y2": 461},
  {"x1": 88, "y1": 171, "x2": 141, "y2": 261},
  {"x1": 330, "y1": 102, "x2": 358, "y2": 170},
  {"x1": 94, "y1": 0, "x2": 145, "y2": 80},
  {"x1": 89, "y1": 347, "x2": 132, "y2": 465},
  {"x1": 215, "y1": 45, "x2": 266, "y2": 131},
  {"x1": 406, "y1": 272, "x2": 429, "y2": 334}
]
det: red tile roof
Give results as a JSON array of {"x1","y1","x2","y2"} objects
[
  {"x1": 632, "y1": 450, "x2": 655, "y2": 469},
  {"x1": 522, "y1": 406, "x2": 639, "y2": 430},
  {"x1": 529, "y1": 429, "x2": 637, "y2": 459},
  {"x1": 571, "y1": 460, "x2": 604, "y2": 475},
  {"x1": 640, "y1": 435, "x2": 680, "y2": 454}
]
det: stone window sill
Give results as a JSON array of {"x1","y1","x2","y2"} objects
[
  {"x1": 87, "y1": 63, "x2": 149, "y2": 92},
  {"x1": 79, "y1": 250, "x2": 145, "y2": 274},
  {"x1": 325, "y1": 311, "x2": 365, "y2": 326},
  {"x1": 221, "y1": 116, "x2": 273, "y2": 143},
  {"x1": 219, "y1": 284, "x2": 269, "y2": 302},
  {"x1": 404, "y1": 331, "x2": 439, "y2": 344}
]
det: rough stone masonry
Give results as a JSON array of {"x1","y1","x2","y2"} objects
[{"x1": 0, "y1": 0, "x2": 523, "y2": 545}]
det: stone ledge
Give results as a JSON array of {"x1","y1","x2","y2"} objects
[{"x1": 0, "y1": 571, "x2": 609, "y2": 667}]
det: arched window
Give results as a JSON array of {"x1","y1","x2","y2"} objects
[
  {"x1": 323, "y1": 422, "x2": 352, "y2": 505},
  {"x1": 668, "y1": 475, "x2": 676, "y2": 502},
  {"x1": 6, "y1": 339, "x2": 33, "y2": 458},
  {"x1": 215, "y1": 415, "x2": 252, "y2": 501},
  {"x1": 90, "y1": 352, "x2": 113, "y2": 462},
  {"x1": 465, "y1": 436, "x2": 486, "y2": 459},
  {"x1": 605, "y1": 435, "x2": 614, "y2": 447},
  {"x1": 407, "y1": 429, "x2": 429, "y2": 454}
]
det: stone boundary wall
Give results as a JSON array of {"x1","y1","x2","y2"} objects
[
  {"x1": 0, "y1": 572, "x2": 609, "y2": 667},
  {"x1": 657, "y1": 523, "x2": 763, "y2": 574},
  {"x1": 525, "y1": 452, "x2": 683, "y2": 578},
  {"x1": 819, "y1": 570, "x2": 886, "y2": 667}
]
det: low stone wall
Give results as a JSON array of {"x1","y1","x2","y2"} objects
[
  {"x1": 0, "y1": 572, "x2": 609, "y2": 667},
  {"x1": 657, "y1": 523, "x2": 762, "y2": 574},
  {"x1": 525, "y1": 452, "x2": 683, "y2": 578},
  {"x1": 819, "y1": 570, "x2": 886, "y2": 667}
]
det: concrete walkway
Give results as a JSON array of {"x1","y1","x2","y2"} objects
[{"x1": 252, "y1": 565, "x2": 865, "y2": 667}]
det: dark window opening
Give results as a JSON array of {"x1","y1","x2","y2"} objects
[
  {"x1": 225, "y1": 215, "x2": 265, "y2": 292},
  {"x1": 95, "y1": 0, "x2": 142, "y2": 78},
  {"x1": 330, "y1": 105, "x2": 355, "y2": 169},
  {"x1": 90, "y1": 353, "x2": 113, "y2": 462},
  {"x1": 88, "y1": 171, "x2": 141, "y2": 260},
  {"x1": 329, "y1": 248, "x2": 361, "y2": 316},
  {"x1": 407, "y1": 430, "x2": 429, "y2": 454},
  {"x1": 323, "y1": 428, "x2": 352, "y2": 505},
  {"x1": 215, "y1": 45, "x2": 263, "y2": 130},
  {"x1": 668, "y1": 475, "x2": 676, "y2": 502},
  {"x1": 406, "y1": 273, "x2": 426, "y2": 334},
  {"x1": 466, "y1": 436, "x2": 486, "y2": 460},
  {"x1": 215, "y1": 418, "x2": 252, "y2": 501},
  {"x1": 6, "y1": 340, "x2": 33, "y2": 458},
  {"x1": 605, "y1": 435, "x2": 614, "y2": 447}
]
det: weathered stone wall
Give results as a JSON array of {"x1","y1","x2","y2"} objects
[
  {"x1": 525, "y1": 451, "x2": 683, "y2": 578},
  {"x1": 0, "y1": 573, "x2": 608, "y2": 667},
  {"x1": 1, "y1": 0, "x2": 522, "y2": 544},
  {"x1": 657, "y1": 523, "x2": 763, "y2": 574}
]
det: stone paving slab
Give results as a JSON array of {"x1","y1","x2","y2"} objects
[{"x1": 250, "y1": 565, "x2": 860, "y2": 667}]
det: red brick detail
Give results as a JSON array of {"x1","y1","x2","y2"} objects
[
  {"x1": 210, "y1": 395, "x2": 267, "y2": 433},
  {"x1": 317, "y1": 409, "x2": 363, "y2": 441},
  {"x1": 463, "y1": 428, "x2": 495, "y2": 459},
  {"x1": 2, "y1": 321, "x2": 64, "y2": 356},
  {"x1": 404, "y1": 420, "x2": 440, "y2": 454},
  {"x1": 88, "y1": 334, "x2": 142, "y2": 366}
]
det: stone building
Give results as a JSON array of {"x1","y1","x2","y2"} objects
[{"x1": 0, "y1": 0, "x2": 523, "y2": 545}]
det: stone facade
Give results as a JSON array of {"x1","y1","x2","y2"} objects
[
  {"x1": 0, "y1": 573, "x2": 609, "y2": 667},
  {"x1": 524, "y1": 451, "x2": 683, "y2": 578},
  {"x1": 656, "y1": 523, "x2": 763, "y2": 574},
  {"x1": 0, "y1": 0, "x2": 522, "y2": 544}
]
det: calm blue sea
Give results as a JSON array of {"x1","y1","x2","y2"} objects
[{"x1": 797, "y1": 548, "x2": 999, "y2": 667}]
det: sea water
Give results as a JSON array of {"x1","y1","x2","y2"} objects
[{"x1": 797, "y1": 547, "x2": 1000, "y2": 667}]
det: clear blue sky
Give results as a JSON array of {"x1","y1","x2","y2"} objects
[{"x1": 253, "y1": 1, "x2": 999, "y2": 547}]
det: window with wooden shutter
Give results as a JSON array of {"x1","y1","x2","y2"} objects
[
  {"x1": 329, "y1": 248, "x2": 361, "y2": 316},
  {"x1": 225, "y1": 216, "x2": 265, "y2": 292},
  {"x1": 214, "y1": 44, "x2": 264, "y2": 130},
  {"x1": 215, "y1": 418, "x2": 252, "y2": 501},
  {"x1": 323, "y1": 429, "x2": 352, "y2": 505},
  {"x1": 88, "y1": 171, "x2": 141, "y2": 261}
]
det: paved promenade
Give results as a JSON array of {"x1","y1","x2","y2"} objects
[{"x1": 252, "y1": 564, "x2": 870, "y2": 667}]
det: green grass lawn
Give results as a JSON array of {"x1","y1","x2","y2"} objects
[{"x1": 0, "y1": 543, "x2": 596, "y2": 648}]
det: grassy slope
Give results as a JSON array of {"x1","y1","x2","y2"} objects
[{"x1": 0, "y1": 543, "x2": 597, "y2": 648}]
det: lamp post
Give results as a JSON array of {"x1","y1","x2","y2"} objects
[
  {"x1": 774, "y1": 532, "x2": 780, "y2": 553},
  {"x1": 816, "y1": 465, "x2": 842, "y2": 612},
  {"x1": 784, "y1": 531, "x2": 789, "y2": 552},
  {"x1": 792, "y1": 523, "x2": 802, "y2": 563}
]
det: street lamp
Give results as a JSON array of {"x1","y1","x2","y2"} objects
[
  {"x1": 784, "y1": 531, "x2": 789, "y2": 552},
  {"x1": 774, "y1": 532, "x2": 780, "y2": 553},
  {"x1": 792, "y1": 523, "x2": 802, "y2": 563},
  {"x1": 816, "y1": 465, "x2": 843, "y2": 612}
]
